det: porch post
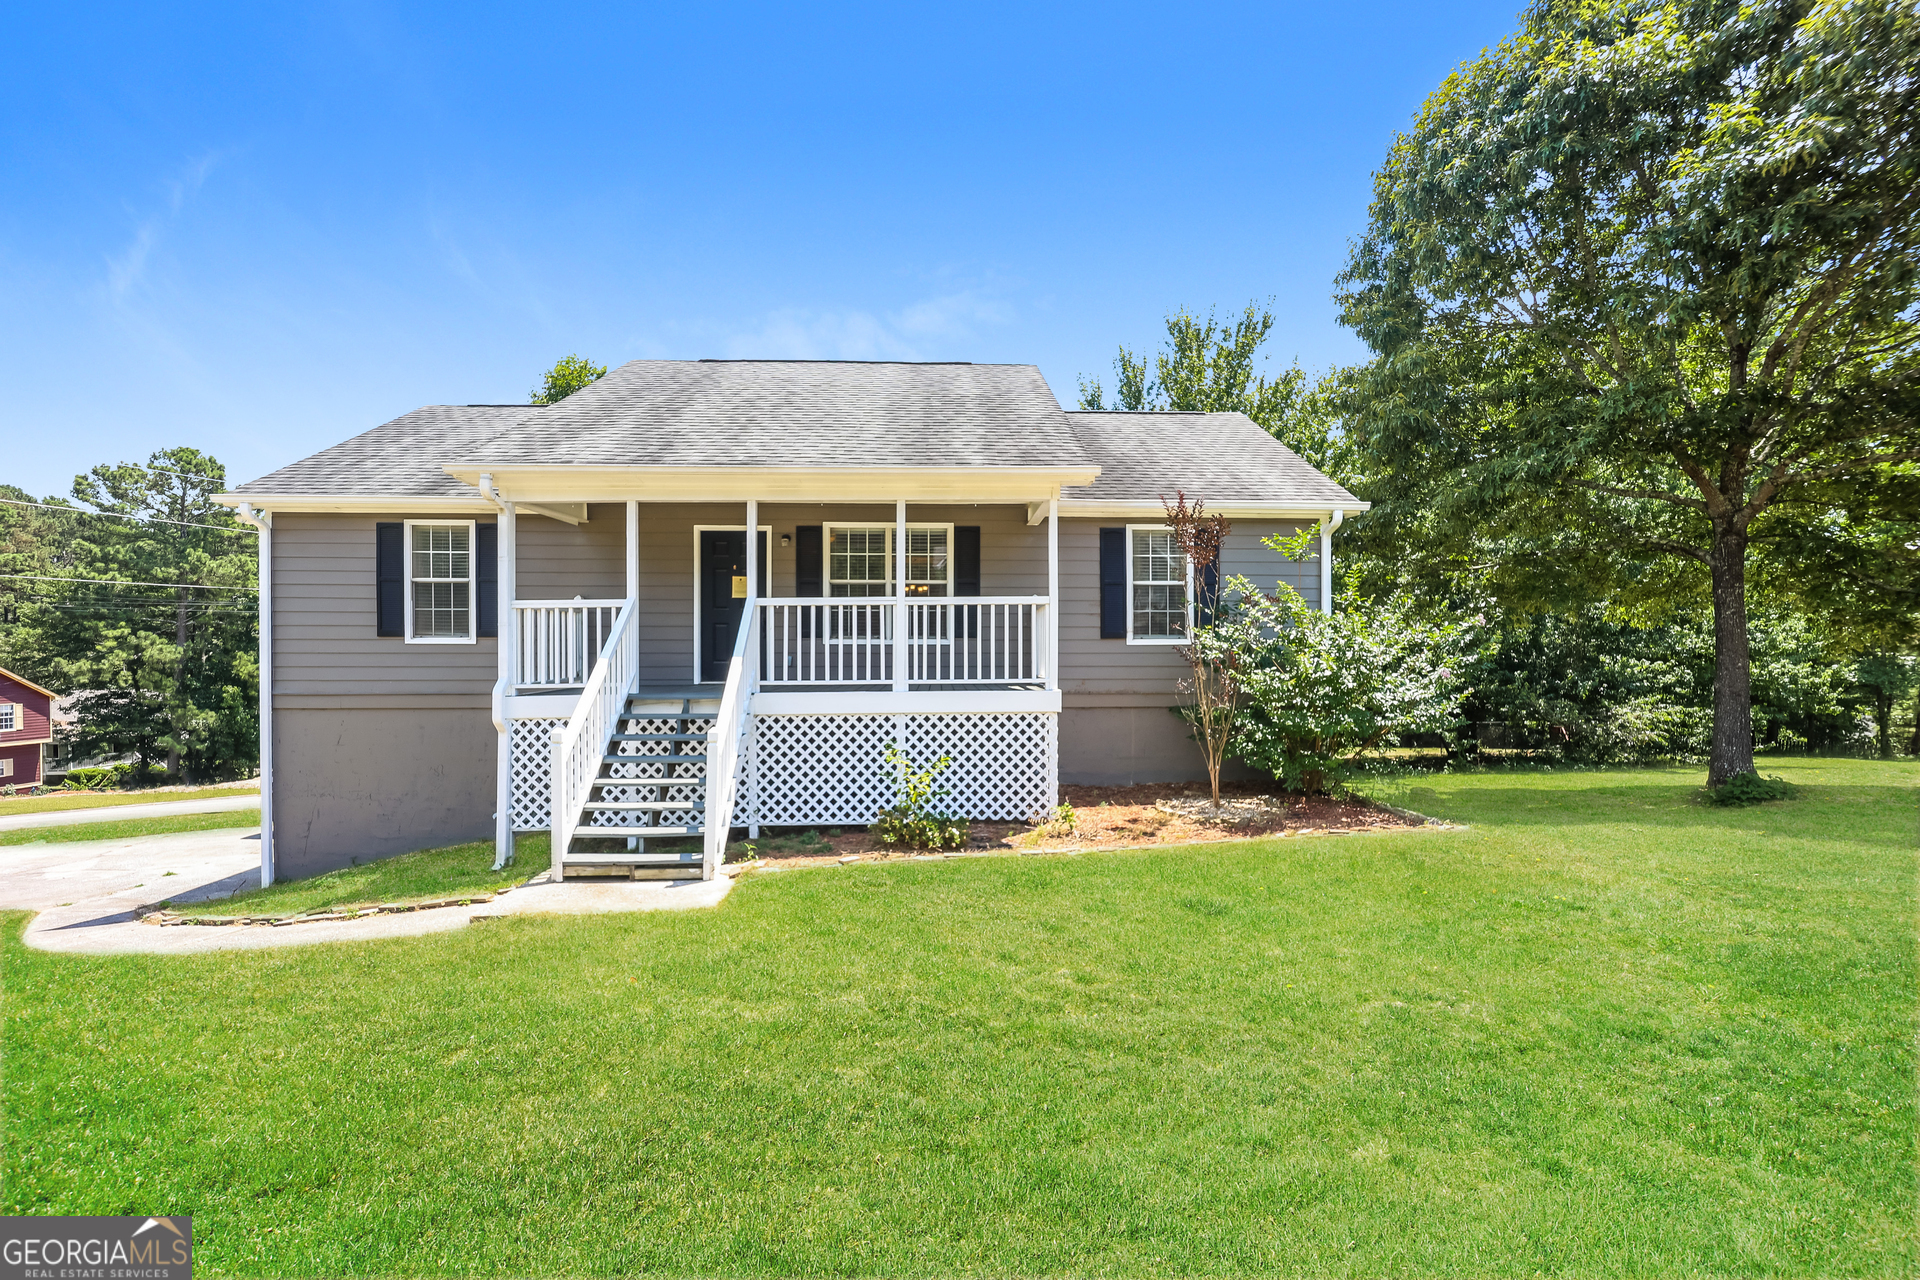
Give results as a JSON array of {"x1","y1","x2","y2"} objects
[
  {"x1": 493, "y1": 500, "x2": 517, "y2": 868},
  {"x1": 893, "y1": 498, "x2": 909, "y2": 692},
  {"x1": 745, "y1": 499, "x2": 758, "y2": 603},
  {"x1": 625, "y1": 500, "x2": 638, "y2": 602},
  {"x1": 1046, "y1": 496, "x2": 1059, "y2": 690}
]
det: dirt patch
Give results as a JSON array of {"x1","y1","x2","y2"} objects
[{"x1": 731, "y1": 779, "x2": 1426, "y2": 870}]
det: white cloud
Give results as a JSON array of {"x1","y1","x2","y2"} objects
[
  {"x1": 717, "y1": 287, "x2": 1015, "y2": 360},
  {"x1": 103, "y1": 151, "x2": 222, "y2": 303}
]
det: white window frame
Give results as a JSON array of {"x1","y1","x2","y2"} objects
[
  {"x1": 1125, "y1": 523, "x2": 1194, "y2": 645},
  {"x1": 403, "y1": 518, "x2": 478, "y2": 645},
  {"x1": 0, "y1": 757, "x2": 11, "y2": 778},
  {"x1": 823, "y1": 522, "x2": 956, "y2": 598},
  {"x1": 0, "y1": 703, "x2": 15, "y2": 732}
]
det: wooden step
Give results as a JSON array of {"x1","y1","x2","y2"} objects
[
  {"x1": 563, "y1": 824, "x2": 701, "y2": 842},
  {"x1": 564, "y1": 851, "x2": 704, "y2": 866},
  {"x1": 581, "y1": 799, "x2": 704, "y2": 812},
  {"x1": 610, "y1": 732, "x2": 707, "y2": 743},
  {"x1": 602, "y1": 753, "x2": 706, "y2": 764}
]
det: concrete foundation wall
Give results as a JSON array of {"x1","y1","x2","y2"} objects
[{"x1": 271, "y1": 707, "x2": 494, "y2": 880}]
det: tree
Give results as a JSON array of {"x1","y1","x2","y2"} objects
[
  {"x1": 531, "y1": 355, "x2": 608, "y2": 405},
  {"x1": 1, "y1": 451, "x2": 259, "y2": 783},
  {"x1": 1163, "y1": 492, "x2": 1240, "y2": 804},
  {"x1": 1337, "y1": 0, "x2": 1920, "y2": 785}
]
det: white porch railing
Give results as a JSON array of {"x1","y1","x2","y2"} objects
[
  {"x1": 703, "y1": 600, "x2": 760, "y2": 879},
  {"x1": 756, "y1": 597, "x2": 1049, "y2": 686},
  {"x1": 549, "y1": 598, "x2": 638, "y2": 874},
  {"x1": 514, "y1": 599, "x2": 622, "y2": 689}
]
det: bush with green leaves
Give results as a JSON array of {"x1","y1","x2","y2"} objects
[
  {"x1": 1706, "y1": 773, "x2": 1795, "y2": 807},
  {"x1": 1209, "y1": 573, "x2": 1469, "y2": 794},
  {"x1": 869, "y1": 745, "x2": 969, "y2": 851}
]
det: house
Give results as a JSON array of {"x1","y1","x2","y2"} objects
[
  {"x1": 0, "y1": 666, "x2": 56, "y2": 789},
  {"x1": 218, "y1": 360, "x2": 1365, "y2": 887}
]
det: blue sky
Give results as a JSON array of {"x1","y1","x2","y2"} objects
[{"x1": 3, "y1": 2, "x2": 1519, "y2": 497}]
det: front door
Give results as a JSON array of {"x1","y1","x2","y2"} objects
[{"x1": 701, "y1": 529, "x2": 767, "y2": 683}]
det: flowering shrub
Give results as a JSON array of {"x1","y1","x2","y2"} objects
[{"x1": 1210, "y1": 572, "x2": 1469, "y2": 793}]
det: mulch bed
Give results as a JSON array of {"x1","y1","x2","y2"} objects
[{"x1": 735, "y1": 779, "x2": 1426, "y2": 869}]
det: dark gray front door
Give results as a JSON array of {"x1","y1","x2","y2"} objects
[{"x1": 701, "y1": 530, "x2": 767, "y2": 683}]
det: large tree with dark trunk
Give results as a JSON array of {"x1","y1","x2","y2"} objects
[{"x1": 1336, "y1": 0, "x2": 1920, "y2": 784}]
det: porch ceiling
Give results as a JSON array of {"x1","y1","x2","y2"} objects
[{"x1": 443, "y1": 464, "x2": 1099, "y2": 505}]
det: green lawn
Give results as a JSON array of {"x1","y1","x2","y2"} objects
[
  {"x1": 0, "y1": 809, "x2": 261, "y2": 847},
  {"x1": 0, "y1": 784, "x2": 257, "y2": 816},
  {"x1": 166, "y1": 835, "x2": 546, "y2": 916},
  {"x1": 3, "y1": 758, "x2": 1912, "y2": 1276}
]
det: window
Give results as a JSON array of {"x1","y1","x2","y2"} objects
[
  {"x1": 827, "y1": 525, "x2": 950, "y2": 597},
  {"x1": 0, "y1": 758, "x2": 11, "y2": 778},
  {"x1": 1129, "y1": 526, "x2": 1190, "y2": 642},
  {"x1": 0, "y1": 703, "x2": 14, "y2": 732},
  {"x1": 407, "y1": 521, "x2": 473, "y2": 642}
]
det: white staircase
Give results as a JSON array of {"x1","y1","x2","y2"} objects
[{"x1": 558, "y1": 697, "x2": 720, "y2": 879}]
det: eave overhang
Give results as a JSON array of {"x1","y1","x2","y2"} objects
[{"x1": 1057, "y1": 499, "x2": 1371, "y2": 520}]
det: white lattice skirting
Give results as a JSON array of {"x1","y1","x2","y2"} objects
[
  {"x1": 740, "y1": 712, "x2": 1057, "y2": 827},
  {"x1": 509, "y1": 717, "x2": 566, "y2": 831}
]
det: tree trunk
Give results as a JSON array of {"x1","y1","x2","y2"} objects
[
  {"x1": 1874, "y1": 690, "x2": 1893, "y2": 759},
  {"x1": 169, "y1": 585, "x2": 186, "y2": 780},
  {"x1": 1707, "y1": 522, "x2": 1756, "y2": 787}
]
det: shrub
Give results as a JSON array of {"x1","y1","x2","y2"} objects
[
  {"x1": 1706, "y1": 772, "x2": 1795, "y2": 806},
  {"x1": 1214, "y1": 571, "x2": 1469, "y2": 793},
  {"x1": 1034, "y1": 803, "x2": 1077, "y2": 838},
  {"x1": 62, "y1": 766, "x2": 121, "y2": 791},
  {"x1": 870, "y1": 745, "x2": 969, "y2": 851}
]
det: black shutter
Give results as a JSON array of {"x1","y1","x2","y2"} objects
[
  {"x1": 476, "y1": 522, "x2": 498, "y2": 638},
  {"x1": 1197, "y1": 560, "x2": 1219, "y2": 627},
  {"x1": 795, "y1": 526, "x2": 823, "y2": 597},
  {"x1": 376, "y1": 523, "x2": 405, "y2": 637},
  {"x1": 955, "y1": 526, "x2": 980, "y2": 596},
  {"x1": 1099, "y1": 527, "x2": 1127, "y2": 639}
]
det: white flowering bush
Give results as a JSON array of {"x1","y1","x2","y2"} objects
[{"x1": 1204, "y1": 572, "x2": 1469, "y2": 793}]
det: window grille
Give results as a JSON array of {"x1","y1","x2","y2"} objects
[
  {"x1": 0, "y1": 704, "x2": 14, "y2": 732},
  {"x1": 1131, "y1": 529, "x2": 1187, "y2": 639},
  {"x1": 828, "y1": 526, "x2": 950, "y2": 597},
  {"x1": 411, "y1": 524, "x2": 471, "y2": 638}
]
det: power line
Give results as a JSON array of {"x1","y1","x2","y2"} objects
[
  {"x1": 0, "y1": 496, "x2": 253, "y2": 535},
  {"x1": 0, "y1": 574, "x2": 257, "y2": 592}
]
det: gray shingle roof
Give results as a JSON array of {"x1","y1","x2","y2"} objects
[
  {"x1": 230, "y1": 367, "x2": 1359, "y2": 509},
  {"x1": 232, "y1": 404, "x2": 540, "y2": 497},
  {"x1": 1062, "y1": 411, "x2": 1361, "y2": 508},
  {"x1": 457, "y1": 360, "x2": 1087, "y2": 469}
]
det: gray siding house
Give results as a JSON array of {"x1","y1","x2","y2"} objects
[{"x1": 220, "y1": 360, "x2": 1363, "y2": 886}]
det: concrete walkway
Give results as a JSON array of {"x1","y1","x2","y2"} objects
[
  {"x1": 0, "y1": 793, "x2": 261, "y2": 833},
  {"x1": 2, "y1": 826, "x2": 735, "y2": 956}
]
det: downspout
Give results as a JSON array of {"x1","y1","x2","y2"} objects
[
  {"x1": 1320, "y1": 508, "x2": 1344, "y2": 616},
  {"x1": 234, "y1": 502, "x2": 274, "y2": 887},
  {"x1": 479, "y1": 475, "x2": 516, "y2": 870}
]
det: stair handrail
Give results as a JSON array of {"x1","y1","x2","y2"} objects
[
  {"x1": 702, "y1": 601, "x2": 760, "y2": 879},
  {"x1": 549, "y1": 596, "x2": 639, "y2": 877}
]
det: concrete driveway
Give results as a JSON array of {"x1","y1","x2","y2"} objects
[
  {"x1": 2, "y1": 825, "x2": 734, "y2": 957},
  {"x1": 0, "y1": 793, "x2": 260, "y2": 833}
]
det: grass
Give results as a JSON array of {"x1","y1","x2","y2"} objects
[
  {"x1": 0, "y1": 783, "x2": 257, "y2": 816},
  {"x1": 0, "y1": 809, "x2": 260, "y2": 847},
  {"x1": 166, "y1": 834, "x2": 546, "y2": 916},
  {"x1": 3, "y1": 757, "x2": 1913, "y2": 1276}
]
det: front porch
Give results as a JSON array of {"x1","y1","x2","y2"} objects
[{"x1": 483, "y1": 494, "x2": 1065, "y2": 881}]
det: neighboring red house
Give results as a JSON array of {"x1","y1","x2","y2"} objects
[{"x1": 0, "y1": 666, "x2": 55, "y2": 787}]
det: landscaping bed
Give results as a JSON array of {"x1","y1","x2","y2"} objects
[{"x1": 733, "y1": 780, "x2": 1430, "y2": 866}]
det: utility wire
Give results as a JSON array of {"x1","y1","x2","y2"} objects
[
  {"x1": 0, "y1": 574, "x2": 257, "y2": 591},
  {"x1": 0, "y1": 496, "x2": 253, "y2": 535}
]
